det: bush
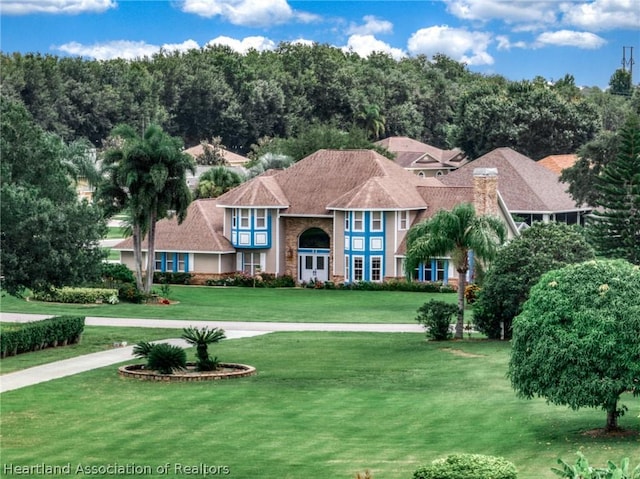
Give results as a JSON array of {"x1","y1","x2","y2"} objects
[
  {"x1": 101, "y1": 263, "x2": 135, "y2": 284},
  {"x1": 464, "y1": 284, "x2": 480, "y2": 304},
  {"x1": 413, "y1": 453, "x2": 518, "y2": 479},
  {"x1": 146, "y1": 343, "x2": 187, "y2": 374},
  {"x1": 206, "y1": 273, "x2": 295, "y2": 288},
  {"x1": 118, "y1": 283, "x2": 146, "y2": 303},
  {"x1": 0, "y1": 316, "x2": 85, "y2": 358},
  {"x1": 31, "y1": 287, "x2": 118, "y2": 304},
  {"x1": 153, "y1": 272, "x2": 192, "y2": 285},
  {"x1": 416, "y1": 300, "x2": 458, "y2": 341}
]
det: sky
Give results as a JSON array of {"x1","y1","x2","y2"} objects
[{"x1": 0, "y1": 0, "x2": 638, "y2": 89}]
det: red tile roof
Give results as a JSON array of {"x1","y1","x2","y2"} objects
[{"x1": 537, "y1": 154, "x2": 578, "y2": 175}]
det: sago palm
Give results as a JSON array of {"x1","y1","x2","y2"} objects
[
  {"x1": 181, "y1": 326, "x2": 226, "y2": 371},
  {"x1": 405, "y1": 203, "x2": 506, "y2": 339}
]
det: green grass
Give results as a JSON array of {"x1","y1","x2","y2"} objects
[
  {"x1": 1, "y1": 333, "x2": 637, "y2": 479},
  {"x1": 0, "y1": 325, "x2": 183, "y2": 374},
  {"x1": 105, "y1": 226, "x2": 127, "y2": 239},
  {"x1": 1, "y1": 286, "x2": 460, "y2": 323}
]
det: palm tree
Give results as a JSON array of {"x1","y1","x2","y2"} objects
[
  {"x1": 181, "y1": 326, "x2": 226, "y2": 371},
  {"x1": 404, "y1": 203, "x2": 506, "y2": 339},
  {"x1": 98, "y1": 124, "x2": 195, "y2": 293},
  {"x1": 196, "y1": 165, "x2": 244, "y2": 198},
  {"x1": 357, "y1": 104, "x2": 386, "y2": 140}
]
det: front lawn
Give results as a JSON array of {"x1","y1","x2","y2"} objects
[
  {"x1": 0, "y1": 286, "x2": 461, "y2": 324},
  {"x1": 1, "y1": 333, "x2": 637, "y2": 479}
]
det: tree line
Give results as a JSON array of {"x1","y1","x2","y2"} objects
[{"x1": 2, "y1": 43, "x2": 638, "y2": 161}]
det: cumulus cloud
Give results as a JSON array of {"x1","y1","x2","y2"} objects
[
  {"x1": 560, "y1": 0, "x2": 640, "y2": 31},
  {"x1": 179, "y1": 0, "x2": 319, "y2": 27},
  {"x1": 206, "y1": 35, "x2": 276, "y2": 53},
  {"x1": 445, "y1": 0, "x2": 557, "y2": 25},
  {"x1": 0, "y1": 0, "x2": 115, "y2": 15},
  {"x1": 535, "y1": 30, "x2": 607, "y2": 49},
  {"x1": 496, "y1": 35, "x2": 528, "y2": 50},
  {"x1": 346, "y1": 15, "x2": 393, "y2": 36},
  {"x1": 343, "y1": 34, "x2": 405, "y2": 60},
  {"x1": 53, "y1": 39, "x2": 200, "y2": 60},
  {"x1": 408, "y1": 26, "x2": 494, "y2": 66}
]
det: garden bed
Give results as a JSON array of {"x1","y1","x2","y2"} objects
[{"x1": 118, "y1": 362, "x2": 256, "y2": 381}]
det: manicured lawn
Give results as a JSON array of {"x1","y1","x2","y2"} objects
[
  {"x1": 0, "y1": 326, "x2": 183, "y2": 374},
  {"x1": 105, "y1": 226, "x2": 127, "y2": 239},
  {"x1": 0, "y1": 287, "x2": 461, "y2": 324},
  {"x1": 1, "y1": 333, "x2": 637, "y2": 479}
]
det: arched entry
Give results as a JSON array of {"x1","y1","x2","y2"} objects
[{"x1": 298, "y1": 228, "x2": 330, "y2": 283}]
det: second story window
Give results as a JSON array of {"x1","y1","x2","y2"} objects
[
  {"x1": 255, "y1": 209, "x2": 266, "y2": 228},
  {"x1": 371, "y1": 211, "x2": 383, "y2": 231},
  {"x1": 398, "y1": 211, "x2": 409, "y2": 230},
  {"x1": 240, "y1": 208, "x2": 250, "y2": 228},
  {"x1": 353, "y1": 211, "x2": 364, "y2": 231}
]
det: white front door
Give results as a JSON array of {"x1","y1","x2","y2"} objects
[{"x1": 299, "y1": 253, "x2": 329, "y2": 283}]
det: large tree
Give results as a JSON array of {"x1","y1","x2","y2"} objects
[
  {"x1": 0, "y1": 96, "x2": 106, "y2": 295},
  {"x1": 404, "y1": 203, "x2": 506, "y2": 339},
  {"x1": 98, "y1": 124, "x2": 195, "y2": 293},
  {"x1": 508, "y1": 259, "x2": 640, "y2": 432},
  {"x1": 589, "y1": 114, "x2": 640, "y2": 264},
  {"x1": 473, "y1": 223, "x2": 595, "y2": 339}
]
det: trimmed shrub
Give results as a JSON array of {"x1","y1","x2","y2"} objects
[
  {"x1": 146, "y1": 343, "x2": 187, "y2": 374},
  {"x1": 153, "y1": 272, "x2": 193, "y2": 285},
  {"x1": 31, "y1": 287, "x2": 118, "y2": 304},
  {"x1": 118, "y1": 283, "x2": 146, "y2": 303},
  {"x1": 416, "y1": 300, "x2": 458, "y2": 341},
  {"x1": 0, "y1": 316, "x2": 85, "y2": 358},
  {"x1": 413, "y1": 454, "x2": 518, "y2": 479},
  {"x1": 101, "y1": 263, "x2": 135, "y2": 284}
]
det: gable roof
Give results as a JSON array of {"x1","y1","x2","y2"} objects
[
  {"x1": 439, "y1": 147, "x2": 586, "y2": 213},
  {"x1": 375, "y1": 136, "x2": 468, "y2": 170},
  {"x1": 217, "y1": 149, "x2": 442, "y2": 215},
  {"x1": 537, "y1": 154, "x2": 578, "y2": 175},
  {"x1": 114, "y1": 199, "x2": 234, "y2": 253}
]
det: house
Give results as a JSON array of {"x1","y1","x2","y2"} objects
[
  {"x1": 440, "y1": 147, "x2": 591, "y2": 226},
  {"x1": 375, "y1": 136, "x2": 468, "y2": 177},
  {"x1": 115, "y1": 149, "x2": 517, "y2": 285},
  {"x1": 184, "y1": 143, "x2": 249, "y2": 190},
  {"x1": 537, "y1": 154, "x2": 578, "y2": 175}
]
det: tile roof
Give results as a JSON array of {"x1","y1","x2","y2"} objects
[
  {"x1": 439, "y1": 147, "x2": 585, "y2": 213},
  {"x1": 114, "y1": 199, "x2": 234, "y2": 253},
  {"x1": 375, "y1": 136, "x2": 468, "y2": 170},
  {"x1": 217, "y1": 149, "x2": 442, "y2": 215},
  {"x1": 537, "y1": 154, "x2": 578, "y2": 175}
]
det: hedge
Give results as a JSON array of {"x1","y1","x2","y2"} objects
[
  {"x1": 0, "y1": 316, "x2": 85, "y2": 358},
  {"x1": 413, "y1": 454, "x2": 518, "y2": 479},
  {"x1": 31, "y1": 287, "x2": 118, "y2": 304}
]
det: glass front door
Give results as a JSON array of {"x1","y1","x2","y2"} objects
[{"x1": 299, "y1": 253, "x2": 328, "y2": 283}]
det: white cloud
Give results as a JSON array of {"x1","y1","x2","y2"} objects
[
  {"x1": 535, "y1": 30, "x2": 607, "y2": 49},
  {"x1": 53, "y1": 39, "x2": 200, "y2": 60},
  {"x1": 346, "y1": 15, "x2": 393, "y2": 36},
  {"x1": 206, "y1": 35, "x2": 276, "y2": 53},
  {"x1": 496, "y1": 35, "x2": 528, "y2": 50},
  {"x1": 343, "y1": 34, "x2": 405, "y2": 60},
  {"x1": 179, "y1": 0, "x2": 319, "y2": 27},
  {"x1": 407, "y1": 26, "x2": 494, "y2": 66},
  {"x1": 0, "y1": 0, "x2": 115, "y2": 15},
  {"x1": 445, "y1": 0, "x2": 557, "y2": 25},
  {"x1": 560, "y1": 0, "x2": 640, "y2": 31}
]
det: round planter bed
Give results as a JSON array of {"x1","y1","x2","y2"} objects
[{"x1": 118, "y1": 363, "x2": 256, "y2": 382}]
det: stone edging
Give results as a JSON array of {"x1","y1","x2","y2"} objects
[{"x1": 118, "y1": 363, "x2": 256, "y2": 382}]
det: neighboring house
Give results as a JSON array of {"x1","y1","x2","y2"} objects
[
  {"x1": 537, "y1": 154, "x2": 578, "y2": 175},
  {"x1": 184, "y1": 144, "x2": 249, "y2": 189},
  {"x1": 115, "y1": 149, "x2": 517, "y2": 285},
  {"x1": 375, "y1": 136, "x2": 468, "y2": 177},
  {"x1": 440, "y1": 147, "x2": 592, "y2": 226}
]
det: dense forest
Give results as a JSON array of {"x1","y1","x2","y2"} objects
[{"x1": 1, "y1": 42, "x2": 639, "y2": 161}]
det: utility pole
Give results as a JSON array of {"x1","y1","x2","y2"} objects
[{"x1": 622, "y1": 46, "x2": 634, "y2": 83}]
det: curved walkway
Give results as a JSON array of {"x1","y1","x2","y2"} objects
[{"x1": 0, "y1": 313, "x2": 422, "y2": 393}]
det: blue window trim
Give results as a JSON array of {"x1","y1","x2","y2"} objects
[
  {"x1": 155, "y1": 252, "x2": 189, "y2": 273},
  {"x1": 343, "y1": 211, "x2": 386, "y2": 282},
  {"x1": 416, "y1": 259, "x2": 449, "y2": 284},
  {"x1": 231, "y1": 208, "x2": 272, "y2": 249}
]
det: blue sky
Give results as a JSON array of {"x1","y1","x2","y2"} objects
[{"x1": 1, "y1": 0, "x2": 638, "y2": 88}]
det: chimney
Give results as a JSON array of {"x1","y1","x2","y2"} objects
[{"x1": 473, "y1": 168, "x2": 498, "y2": 217}]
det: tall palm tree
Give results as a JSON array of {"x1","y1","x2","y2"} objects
[
  {"x1": 404, "y1": 203, "x2": 506, "y2": 339},
  {"x1": 98, "y1": 124, "x2": 195, "y2": 293}
]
